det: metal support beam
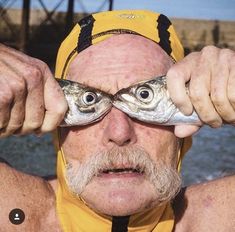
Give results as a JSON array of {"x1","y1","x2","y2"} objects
[
  {"x1": 109, "y1": 0, "x2": 113, "y2": 11},
  {"x1": 19, "y1": 0, "x2": 30, "y2": 52},
  {"x1": 65, "y1": 0, "x2": 74, "y2": 35}
]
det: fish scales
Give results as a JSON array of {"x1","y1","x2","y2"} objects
[
  {"x1": 112, "y1": 76, "x2": 202, "y2": 126},
  {"x1": 57, "y1": 79, "x2": 112, "y2": 126}
]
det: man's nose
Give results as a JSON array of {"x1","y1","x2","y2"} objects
[{"x1": 102, "y1": 107, "x2": 137, "y2": 146}]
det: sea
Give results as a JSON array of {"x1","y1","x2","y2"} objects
[{"x1": 0, "y1": 125, "x2": 234, "y2": 186}]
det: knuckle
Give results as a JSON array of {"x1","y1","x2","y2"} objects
[
  {"x1": 0, "y1": 133, "x2": 9, "y2": 139},
  {"x1": 220, "y1": 48, "x2": 234, "y2": 57},
  {"x1": 24, "y1": 65, "x2": 41, "y2": 78},
  {"x1": 22, "y1": 125, "x2": 37, "y2": 133},
  {"x1": 186, "y1": 51, "x2": 199, "y2": 59},
  {"x1": 10, "y1": 78, "x2": 26, "y2": 95},
  {"x1": 0, "y1": 120, "x2": 8, "y2": 129},
  {"x1": 40, "y1": 123, "x2": 57, "y2": 133},
  {"x1": 167, "y1": 65, "x2": 184, "y2": 78},
  {"x1": 201, "y1": 45, "x2": 218, "y2": 54},
  {"x1": 26, "y1": 68, "x2": 44, "y2": 90},
  {"x1": 6, "y1": 124, "x2": 21, "y2": 134},
  {"x1": 210, "y1": 122, "x2": 222, "y2": 128},
  {"x1": 14, "y1": 118, "x2": 24, "y2": 127},
  {"x1": 32, "y1": 57, "x2": 47, "y2": 68},
  {"x1": 31, "y1": 58, "x2": 50, "y2": 77},
  {"x1": 27, "y1": 120, "x2": 43, "y2": 130},
  {"x1": 0, "y1": 91, "x2": 13, "y2": 106},
  {"x1": 225, "y1": 117, "x2": 235, "y2": 124},
  {"x1": 28, "y1": 76, "x2": 43, "y2": 91},
  {"x1": 210, "y1": 92, "x2": 226, "y2": 107},
  {"x1": 189, "y1": 87, "x2": 203, "y2": 104},
  {"x1": 228, "y1": 92, "x2": 235, "y2": 103},
  {"x1": 202, "y1": 115, "x2": 222, "y2": 128},
  {"x1": 23, "y1": 112, "x2": 44, "y2": 131},
  {"x1": 29, "y1": 66, "x2": 42, "y2": 79}
]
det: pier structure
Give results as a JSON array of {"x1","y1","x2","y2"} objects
[
  {"x1": 0, "y1": 0, "x2": 114, "y2": 52},
  {"x1": 0, "y1": 1, "x2": 234, "y2": 65}
]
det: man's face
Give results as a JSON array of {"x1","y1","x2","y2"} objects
[{"x1": 60, "y1": 34, "x2": 181, "y2": 216}]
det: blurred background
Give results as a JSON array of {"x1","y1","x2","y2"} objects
[{"x1": 0, "y1": 0, "x2": 234, "y2": 186}]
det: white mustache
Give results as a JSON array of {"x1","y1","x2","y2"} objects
[{"x1": 65, "y1": 146, "x2": 181, "y2": 202}]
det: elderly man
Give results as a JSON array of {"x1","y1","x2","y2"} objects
[{"x1": 0, "y1": 10, "x2": 235, "y2": 232}]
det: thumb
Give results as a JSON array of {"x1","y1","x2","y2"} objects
[{"x1": 39, "y1": 71, "x2": 68, "y2": 133}]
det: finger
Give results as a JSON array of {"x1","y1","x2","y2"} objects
[
  {"x1": 0, "y1": 76, "x2": 26, "y2": 137},
  {"x1": 174, "y1": 125, "x2": 200, "y2": 138},
  {"x1": 2, "y1": 97, "x2": 25, "y2": 136},
  {"x1": 0, "y1": 77, "x2": 13, "y2": 129},
  {"x1": 189, "y1": 74, "x2": 222, "y2": 127},
  {"x1": 16, "y1": 77, "x2": 45, "y2": 134},
  {"x1": 189, "y1": 47, "x2": 222, "y2": 128},
  {"x1": 166, "y1": 53, "x2": 199, "y2": 115},
  {"x1": 210, "y1": 49, "x2": 235, "y2": 123},
  {"x1": 228, "y1": 54, "x2": 235, "y2": 116},
  {"x1": 39, "y1": 72, "x2": 68, "y2": 133}
]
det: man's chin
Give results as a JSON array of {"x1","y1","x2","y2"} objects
[
  {"x1": 79, "y1": 176, "x2": 160, "y2": 216},
  {"x1": 81, "y1": 192, "x2": 159, "y2": 216}
]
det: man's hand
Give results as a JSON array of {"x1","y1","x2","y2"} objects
[
  {"x1": 0, "y1": 44, "x2": 68, "y2": 137},
  {"x1": 166, "y1": 46, "x2": 235, "y2": 138}
]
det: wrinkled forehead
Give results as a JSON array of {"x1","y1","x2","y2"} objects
[{"x1": 66, "y1": 34, "x2": 173, "y2": 94}]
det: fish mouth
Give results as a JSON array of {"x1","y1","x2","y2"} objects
[
  {"x1": 113, "y1": 95, "x2": 139, "y2": 113},
  {"x1": 113, "y1": 91, "x2": 134, "y2": 102}
]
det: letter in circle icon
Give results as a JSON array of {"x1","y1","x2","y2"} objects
[{"x1": 9, "y1": 208, "x2": 25, "y2": 225}]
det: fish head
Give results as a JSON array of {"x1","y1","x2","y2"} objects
[
  {"x1": 58, "y1": 79, "x2": 112, "y2": 126},
  {"x1": 113, "y1": 76, "x2": 177, "y2": 124}
]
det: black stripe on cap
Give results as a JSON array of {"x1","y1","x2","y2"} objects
[
  {"x1": 77, "y1": 14, "x2": 95, "y2": 53},
  {"x1": 112, "y1": 216, "x2": 130, "y2": 232},
  {"x1": 61, "y1": 48, "x2": 77, "y2": 79},
  {"x1": 157, "y1": 14, "x2": 172, "y2": 56}
]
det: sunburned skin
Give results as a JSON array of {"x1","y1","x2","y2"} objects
[{"x1": 60, "y1": 34, "x2": 181, "y2": 216}]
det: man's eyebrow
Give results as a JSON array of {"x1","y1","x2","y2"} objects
[{"x1": 82, "y1": 82, "x2": 115, "y2": 96}]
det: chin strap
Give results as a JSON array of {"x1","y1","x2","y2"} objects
[{"x1": 112, "y1": 216, "x2": 130, "y2": 232}]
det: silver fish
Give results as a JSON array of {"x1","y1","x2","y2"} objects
[
  {"x1": 57, "y1": 79, "x2": 113, "y2": 126},
  {"x1": 113, "y1": 76, "x2": 202, "y2": 125}
]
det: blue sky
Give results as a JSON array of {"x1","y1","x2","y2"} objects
[{"x1": 11, "y1": 0, "x2": 235, "y2": 21}]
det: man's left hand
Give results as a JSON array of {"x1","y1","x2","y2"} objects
[{"x1": 166, "y1": 46, "x2": 235, "y2": 137}]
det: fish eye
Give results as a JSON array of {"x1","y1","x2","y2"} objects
[
  {"x1": 136, "y1": 86, "x2": 154, "y2": 103},
  {"x1": 82, "y1": 92, "x2": 97, "y2": 105}
]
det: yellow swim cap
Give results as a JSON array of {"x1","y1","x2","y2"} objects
[{"x1": 55, "y1": 9, "x2": 184, "y2": 80}]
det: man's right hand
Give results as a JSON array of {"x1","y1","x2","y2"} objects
[{"x1": 0, "y1": 44, "x2": 68, "y2": 137}]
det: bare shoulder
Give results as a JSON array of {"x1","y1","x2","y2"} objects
[
  {"x1": 173, "y1": 175, "x2": 235, "y2": 232},
  {"x1": 0, "y1": 162, "x2": 61, "y2": 232}
]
